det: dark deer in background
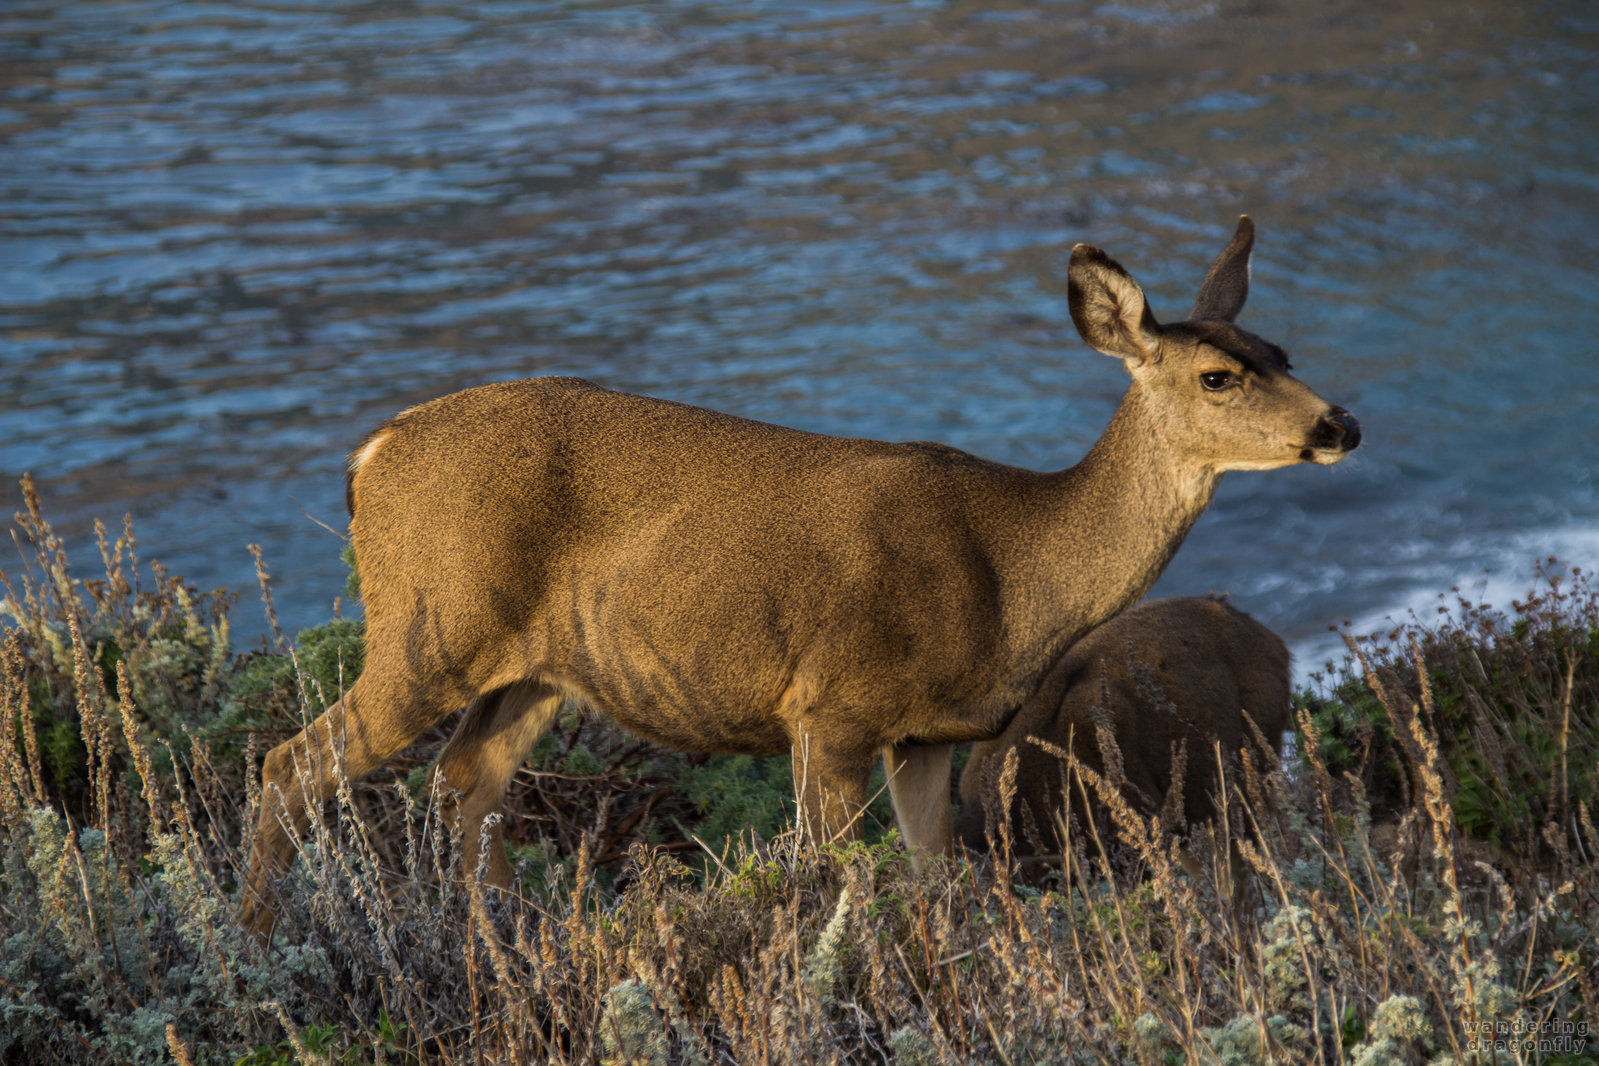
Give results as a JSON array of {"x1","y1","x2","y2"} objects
[
  {"x1": 241, "y1": 216, "x2": 1358, "y2": 939},
  {"x1": 958, "y1": 596, "x2": 1291, "y2": 867}
]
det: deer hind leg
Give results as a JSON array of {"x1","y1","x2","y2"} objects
[
  {"x1": 433, "y1": 679, "x2": 564, "y2": 890},
  {"x1": 883, "y1": 742, "x2": 955, "y2": 871},
  {"x1": 242, "y1": 656, "x2": 467, "y2": 941}
]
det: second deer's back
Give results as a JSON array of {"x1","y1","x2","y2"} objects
[{"x1": 959, "y1": 596, "x2": 1292, "y2": 853}]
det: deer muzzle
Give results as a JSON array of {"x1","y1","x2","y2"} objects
[{"x1": 1303, "y1": 406, "x2": 1360, "y2": 462}]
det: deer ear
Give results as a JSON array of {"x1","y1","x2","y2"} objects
[
  {"x1": 1189, "y1": 215, "x2": 1254, "y2": 322},
  {"x1": 1068, "y1": 244, "x2": 1161, "y2": 365}
]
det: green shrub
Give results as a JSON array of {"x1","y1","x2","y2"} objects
[
  {"x1": 220, "y1": 617, "x2": 365, "y2": 731},
  {"x1": 677, "y1": 754, "x2": 794, "y2": 853},
  {"x1": 1297, "y1": 561, "x2": 1599, "y2": 858}
]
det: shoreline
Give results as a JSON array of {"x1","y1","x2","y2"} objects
[{"x1": 1287, "y1": 523, "x2": 1599, "y2": 688}]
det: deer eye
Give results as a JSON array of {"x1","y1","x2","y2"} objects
[{"x1": 1199, "y1": 371, "x2": 1235, "y2": 392}]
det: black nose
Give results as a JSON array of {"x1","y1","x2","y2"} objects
[
  {"x1": 1328, "y1": 407, "x2": 1361, "y2": 451},
  {"x1": 1308, "y1": 407, "x2": 1360, "y2": 453}
]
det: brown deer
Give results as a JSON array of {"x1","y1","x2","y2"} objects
[
  {"x1": 957, "y1": 596, "x2": 1291, "y2": 865},
  {"x1": 241, "y1": 216, "x2": 1358, "y2": 940}
]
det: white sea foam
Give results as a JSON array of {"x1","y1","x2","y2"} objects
[{"x1": 1290, "y1": 525, "x2": 1599, "y2": 687}]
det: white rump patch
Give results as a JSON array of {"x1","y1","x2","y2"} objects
[{"x1": 349, "y1": 428, "x2": 393, "y2": 474}]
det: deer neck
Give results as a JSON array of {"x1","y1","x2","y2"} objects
[{"x1": 1010, "y1": 384, "x2": 1222, "y2": 655}]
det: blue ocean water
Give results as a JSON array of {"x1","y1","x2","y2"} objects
[{"x1": 3, "y1": 0, "x2": 1597, "y2": 679}]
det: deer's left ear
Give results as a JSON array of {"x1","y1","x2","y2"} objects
[{"x1": 1189, "y1": 215, "x2": 1254, "y2": 323}]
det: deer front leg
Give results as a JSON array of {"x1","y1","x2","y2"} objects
[
  {"x1": 883, "y1": 742, "x2": 955, "y2": 870},
  {"x1": 790, "y1": 730, "x2": 875, "y2": 849}
]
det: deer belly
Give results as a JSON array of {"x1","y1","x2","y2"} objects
[
  {"x1": 559, "y1": 586, "x2": 799, "y2": 756},
  {"x1": 575, "y1": 673, "x2": 794, "y2": 757}
]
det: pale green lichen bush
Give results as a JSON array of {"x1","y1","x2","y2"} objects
[
  {"x1": 1133, "y1": 1011, "x2": 1175, "y2": 1057},
  {"x1": 1258, "y1": 904, "x2": 1316, "y2": 1013},
  {"x1": 1195, "y1": 1012, "x2": 1307, "y2": 1066},
  {"x1": 599, "y1": 979, "x2": 669, "y2": 1066},
  {"x1": 887, "y1": 1025, "x2": 940, "y2": 1066},
  {"x1": 1347, "y1": 994, "x2": 1435, "y2": 1066},
  {"x1": 801, "y1": 886, "x2": 852, "y2": 1007}
]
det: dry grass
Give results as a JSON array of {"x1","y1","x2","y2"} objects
[{"x1": 1, "y1": 477, "x2": 1594, "y2": 1065}]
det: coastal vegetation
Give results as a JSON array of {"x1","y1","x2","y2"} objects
[{"x1": 2, "y1": 477, "x2": 1594, "y2": 1065}]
